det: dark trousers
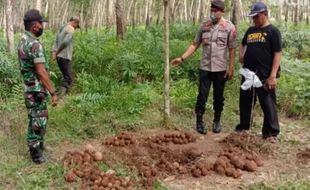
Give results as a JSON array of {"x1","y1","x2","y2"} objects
[
  {"x1": 237, "y1": 77, "x2": 280, "y2": 138},
  {"x1": 195, "y1": 70, "x2": 227, "y2": 122},
  {"x1": 57, "y1": 57, "x2": 73, "y2": 89}
]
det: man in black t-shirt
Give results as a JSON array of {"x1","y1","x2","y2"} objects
[{"x1": 235, "y1": 2, "x2": 282, "y2": 142}]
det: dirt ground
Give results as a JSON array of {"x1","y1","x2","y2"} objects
[{"x1": 56, "y1": 118, "x2": 310, "y2": 190}]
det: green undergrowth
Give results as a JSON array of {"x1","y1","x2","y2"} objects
[{"x1": 0, "y1": 22, "x2": 309, "y2": 189}]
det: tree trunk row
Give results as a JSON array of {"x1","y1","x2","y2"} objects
[{"x1": 1, "y1": 0, "x2": 309, "y2": 34}]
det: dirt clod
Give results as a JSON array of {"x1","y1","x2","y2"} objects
[
  {"x1": 149, "y1": 132, "x2": 196, "y2": 145},
  {"x1": 64, "y1": 170, "x2": 77, "y2": 183},
  {"x1": 214, "y1": 145, "x2": 263, "y2": 178},
  {"x1": 63, "y1": 146, "x2": 133, "y2": 189},
  {"x1": 297, "y1": 148, "x2": 310, "y2": 164},
  {"x1": 103, "y1": 132, "x2": 136, "y2": 147},
  {"x1": 244, "y1": 160, "x2": 258, "y2": 172},
  {"x1": 62, "y1": 130, "x2": 272, "y2": 188}
]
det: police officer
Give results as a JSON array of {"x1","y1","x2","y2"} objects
[
  {"x1": 17, "y1": 9, "x2": 58, "y2": 164},
  {"x1": 171, "y1": 0, "x2": 237, "y2": 134}
]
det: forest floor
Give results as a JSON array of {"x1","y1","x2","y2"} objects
[
  {"x1": 51, "y1": 117, "x2": 310, "y2": 190},
  {"x1": 1, "y1": 107, "x2": 309, "y2": 190}
]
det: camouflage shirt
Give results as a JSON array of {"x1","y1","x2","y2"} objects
[{"x1": 17, "y1": 31, "x2": 49, "y2": 93}]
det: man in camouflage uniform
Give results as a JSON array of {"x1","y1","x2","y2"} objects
[
  {"x1": 17, "y1": 9, "x2": 58, "y2": 164},
  {"x1": 171, "y1": 0, "x2": 237, "y2": 134}
]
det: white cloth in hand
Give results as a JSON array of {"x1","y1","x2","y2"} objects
[{"x1": 239, "y1": 68, "x2": 263, "y2": 90}]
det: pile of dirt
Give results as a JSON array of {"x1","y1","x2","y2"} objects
[
  {"x1": 146, "y1": 141, "x2": 203, "y2": 186},
  {"x1": 220, "y1": 132, "x2": 273, "y2": 155},
  {"x1": 62, "y1": 130, "x2": 273, "y2": 189},
  {"x1": 102, "y1": 131, "x2": 202, "y2": 188},
  {"x1": 191, "y1": 160, "x2": 213, "y2": 177},
  {"x1": 213, "y1": 147, "x2": 264, "y2": 178},
  {"x1": 62, "y1": 144, "x2": 134, "y2": 190},
  {"x1": 135, "y1": 147, "x2": 203, "y2": 187},
  {"x1": 147, "y1": 131, "x2": 196, "y2": 145},
  {"x1": 103, "y1": 132, "x2": 136, "y2": 147},
  {"x1": 139, "y1": 163, "x2": 158, "y2": 187},
  {"x1": 296, "y1": 148, "x2": 310, "y2": 164}
]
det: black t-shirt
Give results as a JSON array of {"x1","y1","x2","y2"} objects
[{"x1": 242, "y1": 24, "x2": 282, "y2": 80}]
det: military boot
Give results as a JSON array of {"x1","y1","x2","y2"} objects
[
  {"x1": 29, "y1": 141, "x2": 46, "y2": 164},
  {"x1": 212, "y1": 121, "x2": 222, "y2": 133},
  {"x1": 196, "y1": 113, "x2": 207, "y2": 134},
  {"x1": 212, "y1": 113, "x2": 222, "y2": 133},
  {"x1": 40, "y1": 141, "x2": 45, "y2": 151}
]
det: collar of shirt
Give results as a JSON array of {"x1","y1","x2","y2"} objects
[
  {"x1": 219, "y1": 17, "x2": 226, "y2": 26},
  {"x1": 24, "y1": 31, "x2": 39, "y2": 40},
  {"x1": 204, "y1": 17, "x2": 227, "y2": 31},
  {"x1": 218, "y1": 17, "x2": 227, "y2": 27},
  {"x1": 67, "y1": 24, "x2": 75, "y2": 33}
]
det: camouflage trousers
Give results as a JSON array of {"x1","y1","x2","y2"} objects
[{"x1": 24, "y1": 92, "x2": 48, "y2": 144}]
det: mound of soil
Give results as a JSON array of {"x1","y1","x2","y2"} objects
[
  {"x1": 62, "y1": 146, "x2": 134, "y2": 190},
  {"x1": 147, "y1": 131, "x2": 196, "y2": 145},
  {"x1": 101, "y1": 130, "x2": 202, "y2": 188},
  {"x1": 296, "y1": 148, "x2": 310, "y2": 164},
  {"x1": 220, "y1": 132, "x2": 273, "y2": 155},
  {"x1": 191, "y1": 160, "x2": 213, "y2": 177},
  {"x1": 62, "y1": 130, "x2": 271, "y2": 189},
  {"x1": 103, "y1": 132, "x2": 136, "y2": 147},
  {"x1": 214, "y1": 147, "x2": 264, "y2": 178}
]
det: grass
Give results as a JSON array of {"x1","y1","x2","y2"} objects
[
  {"x1": 153, "y1": 181, "x2": 170, "y2": 190},
  {"x1": 0, "y1": 160, "x2": 66, "y2": 190},
  {"x1": 248, "y1": 181, "x2": 310, "y2": 190},
  {"x1": 0, "y1": 22, "x2": 310, "y2": 189},
  {"x1": 0, "y1": 96, "x2": 309, "y2": 189},
  {"x1": 0, "y1": 68, "x2": 309, "y2": 190}
]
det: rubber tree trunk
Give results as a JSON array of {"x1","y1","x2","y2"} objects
[
  {"x1": 284, "y1": 1, "x2": 289, "y2": 23},
  {"x1": 183, "y1": 0, "x2": 188, "y2": 22},
  {"x1": 170, "y1": 0, "x2": 175, "y2": 24},
  {"x1": 115, "y1": 0, "x2": 124, "y2": 40},
  {"x1": 127, "y1": 0, "x2": 134, "y2": 23},
  {"x1": 35, "y1": 0, "x2": 42, "y2": 12},
  {"x1": 144, "y1": 0, "x2": 150, "y2": 28},
  {"x1": 163, "y1": 0, "x2": 170, "y2": 127},
  {"x1": 132, "y1": 1, "x2": 137, "y2": 29},
  {"x1": 155, "y1": 0, "x2": 161, "y2": 25},
  {"x1": 5, "y1": 0, "x2": 14, "y2": 54},
  {"x1": 294, "y1": 0, "x2": 300, "y2": 25},
  {"x1": 231, "y1": 0, "x2": 241, "y2": 28},
  {"x1": 306, "y1": 2, "x2": 310, "y2": 25},
  {"x1": 106, "y1": 0, "x2": 111, "y2": 29}
]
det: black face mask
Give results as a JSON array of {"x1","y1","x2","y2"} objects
[
  {"x1": 35, "y1": 28, "x2": 43, "y2": 37},
  {"x1": 211, "y1": 14, "x2": 219, "y2": 24}
]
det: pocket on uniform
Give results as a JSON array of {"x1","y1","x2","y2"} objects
[
  {"x1": 34, "y1": 92, "x2": 47, "y2": 103},
  {"x1": 202, "y1": 32, "x2": 211, "y2": 45},
  {"x1": 217, "y1": 32, "x2": 228, "y2": 46}
]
